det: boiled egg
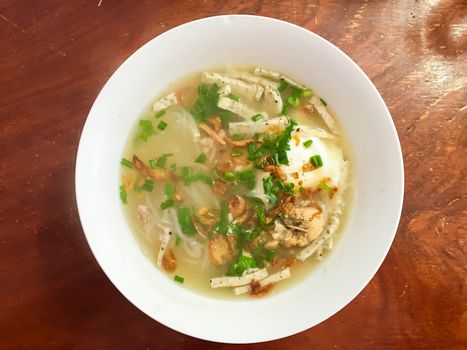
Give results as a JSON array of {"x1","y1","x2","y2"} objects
[{"x1": 281, "y1": 127, "x2": 345, "y2": 190}]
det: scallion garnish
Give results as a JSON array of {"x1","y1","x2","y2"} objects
[
  {"x1": 302, "y1": 89, "x2": 312, "y2": 97},
  {"x1": 160, "y1": 199, "x2": 174, "y2": 209},
  {"x1": 310, "y1": 155, "x2": 323, "y2": 167},
  {"x1": 195, "y1": 153, "x2": 207, "y2": 164},
  {"x1": 141, "y1": 179, "x2": 154, "y2": 192},
  {"x1": 174, "y1": 275, "x2": 184, "y2": 283},
  {"x1": 287, "y1": 96, "x2": 300, "y2": 107},
  {"x1": 278, "y1": 80, "x2": 288, "y2": 92},
  {"x1": 148, "y1": 159, "x2": 156, "y2": 169},
  {"x1": 121, "y1": 158, "x2": 133, "y2": 168},
  {"x1": 119, "y1": 185, "x2": 127, "y2": 204},
  {"x1": 319, "y1": 181, "x2": 333, "y2": 192},
  {"x1": 176, "y1": 207, "x2": 196, "y2": 235},
  {"x1": 157, "y1": 120, "x2": 168, "y2": 131},
  {"x1": 139, "y1": 119, "x2": 155, "y2": 141},
  {"x1": 251, "y1": 114, "x2": 264, "y2": 122},
  {"x1": 155, "y1": 110, "x2": 166, "y2": 118},
  {"x1": 223, "y1": 172, "x2": 236, "y2": 181},
  {"x1": 320, "y1": 97, "x2": 327, "y2": 106},
  {"x1": 156, "y1": 153, "x2": 173, "y2": 168},
  {"x1": 175, "y1": 235, "x2": 181, "y2": 246},
  {"x1": 303, "y1": 139, "x2": 313, "y2": 148},
  {"x1": 232, "y1": 134, "x2": 244, "y2": 141},
  {"x1": 228, "y1": 93, "x2": 240, "y2": 101}
]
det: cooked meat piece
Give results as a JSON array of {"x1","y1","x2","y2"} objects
[
  {"x1": 271, "y1": 206, "x2": 324, "y2": 247},
  {"x1": 228, "y1": 195, "x2": 245, "y2": 217},
  {"x1": 211, "y1": 181, "x2": 228, "y2": 197},
  {"x1": 264, "y1": 240, "x2": 279, "y2": 249},
  {"x1": 208, "y1": 235, "x2": 235, "y2": 265}
]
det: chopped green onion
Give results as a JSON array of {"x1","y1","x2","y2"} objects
[
  {"x1": 139, "y1": 119, "x2": 155, "y2": 141},
  {"x1": 155, "y1": 110, "x2": 166, "y2": 118},
  {"x1": 119, "y1": 185, "x2": 127, "y2": 204},
  {"x1": 157, "y1": 120, "x2": 168, "y2": 131},
  {"x1": 278, "y1": 80, "x2": 288, "y2": 92},
  {"x1": 320, "y1": 97, "x2": 327, "y2": 106},
  {"x1": 219, "y1": 110, "x2": 230, "y2": 126},
  {"x1": 216, "y1": 201, "x2": 229, "y2": 235},
  {"x1": 319, "y1": 181, "x2": 333, "y2": 192},
  {"x1": 175, "y1": 235, "x2": 181, "y2": 246},
  {"x1": 310, "y1": 155, "x2": 323, "y2": 167},
  {"x1": 287, "y1": 96, "x2": 300, "y2": 107},
  {"x1": 281, "y1": 104, "x2": 289, "y2": 115},
  {"x1": 223, "y1": 172, "x2": 236, "y2": 181},
  {"x1": 251, "y1": 114, "x2": 264, "y2": 122},
  {"x1": 148, "y1": 159, "x2": 156, "y2": 169},
  {"x1": 230, "y1": 150, "x2": 244, "y2": 157},
  {"x1": 174, "y1": 275, "x2": 184, "y2": 283},
  {"x1": 160, "y1": 198, "x2": 175, "y2": 209},
  {"x1": 302, "y1": 89, "x2": 312, "y2": 97},
  {"x1": 195, "y1": 153, "x2": 207, "y2": 164},
  {"x1": 141, "y1": 179, "x2": 154, "y2": 192},
  {"x1": 298, "y1": 186, "x2": 305, "y2": 193},
  {"x1": 164, "y1": 181, "x2": 175, "y2": 198},
  {"x1": 176, "y1": 207, "x2": 196, "y2": 235},
  {"x1": 303, "y1": 139, "x2": 313, "y2": 148},
  {"x1": 121, "y1": 158, "x2": 133, "y2": 168},
  {"x1": 232, "y1": 134, "x2": 244, "y2": 141},
  {"x1": 228, "y1": 93, "x2": 240, "y2": 101},
  {"x1": 156, "y1": 153, "x2": 173, "y2": 168},
  {"x1": 170, "y1": 163, "x2": 177, "y2": 172}
]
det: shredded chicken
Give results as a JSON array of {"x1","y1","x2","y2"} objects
[
  {"x1": 208, "y1": 234, "x2": 235, "y2": 265},
  {"x1": 271, "y1": 206, "x2": 324, "y2": 247}
]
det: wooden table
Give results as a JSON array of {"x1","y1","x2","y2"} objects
[{"x1": 1, "y1": 1, "x2": 465, "y2": 348}]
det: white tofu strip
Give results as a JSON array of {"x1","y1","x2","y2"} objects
[
  {"x1": 210, "y1": 268, "x2": 268, "y2": 288},
  {"x1": 229, "y1": 116, "x2": 288, "y2": 137},
  {"x1": 309, "y1": 96, "x2": 340, "y2": 135},
  {"x1": 219, "y1": 85, "x2": 232, "y2": 96},
  {"x1": 217, "y1": 96, "x2": 261, "y2": 120},
  {"x1": 233, "y1": 268, "x2": 292, "y2": 295},
  {"x1": 296, "y1": 214, "x2": 340, "y2": 261},
  {"x1": 201, "y1": 72, "x2": 264, "y2": 101},
  {"x1": 254, "y1": 67, "x2": 307, "y2": 90},
  {"x1": 263, "y1": 85, "x2": 283, "y2": 114},
  {"x1": 156, "y1": 228, "x2": 172, "y2": 268},
  {"x1": 225, "y1": 71, "x2": 280, "y2": 89},
  {"x1": 153, "y1": 93, "x2": 178, "y2": 113}
]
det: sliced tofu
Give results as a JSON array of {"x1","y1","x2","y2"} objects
[
  {"x1": 225, "y1": 71, "x2": 280, "y2": 88},
  {"x1": 254, "y1": 67, "x2": 307, "y2": 90},
  {"x1": 218, "y1": 96, "x2": 262, "y2": 120},
  {"x1": 309, "y1": 96, "x2": 340, "y2": 135},
  {"x1": 228, "y1": 116, "x2": 288, "y2": 137},
  {"x1": 263, "y1": 85, "x2": 283, "y2": 114},
  {"x1": 153, "y1": 93, "x2": 178, "y2": 113},
  {"x1": 201, "y1": 71, "x2": 264, "y2": 101},
  {"x1": 233, "y1": 268, "x2": 292, "y2": 295},
  {"x1": 209, "y1": 268, "x2": 268, "y2": 288},
  {"x1": 219, "y1": 85, "x2": 232, "y2": 96}
]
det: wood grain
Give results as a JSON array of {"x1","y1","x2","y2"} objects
[{"x1": 0, "y1": 0, "x2": 466, "y2": 349}]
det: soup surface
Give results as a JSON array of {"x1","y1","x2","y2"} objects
[{"x1": 120, "y1": 66, "x2": 353, "y2": 298}]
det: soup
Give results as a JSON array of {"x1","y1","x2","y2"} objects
[{"x1": 120, "y1": 66, "x2": 352, "y2": 298}]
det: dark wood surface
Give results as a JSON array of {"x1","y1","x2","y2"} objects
[{"x1": 1, "y1": 1, "x2": 466, "y2": 349}]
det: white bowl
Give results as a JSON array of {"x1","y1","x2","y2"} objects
[{"x1": 75, "y1": 15, "x2": 404, "y2": 343}]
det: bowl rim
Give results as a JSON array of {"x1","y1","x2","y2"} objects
[{"x1": 75, "y1": 14, "x2": 404, "y2": 343}]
